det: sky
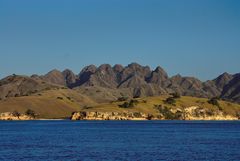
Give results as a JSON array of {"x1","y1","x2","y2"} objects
[{"x1": 0, "y1": 0, "x2": 240, "y2": 81}]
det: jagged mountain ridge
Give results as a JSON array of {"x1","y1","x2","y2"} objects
[{"x1": 0, "y1": 63, "x2": 239, "y2": 103}]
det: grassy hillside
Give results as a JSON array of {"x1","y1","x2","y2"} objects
[
  {"x1": 0, "y1": 90, "x2": 240, "y2": 119},
  {"x1": 0, "y1": 89, "x2": 96, "y2": 119},
  {"x1": 81, "y1": 95, "x2": 240, "y2": 117}
]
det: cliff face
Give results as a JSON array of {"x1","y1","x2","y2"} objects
[
  {"x1": 180, "y1": 106, "x2": 238, "y2": 120},
  {"x1": 71, "y1": 106, "x2": 239, "y2": 121},
  {"x1": 0, "y1": 112, "x2": 34, "y2": 120},
  {"x1": 38, "y1": 63, "x2": 240, "y2": 103},
  {"x1": 71, "y1": 111, "x2": 149, "y2": 120}
]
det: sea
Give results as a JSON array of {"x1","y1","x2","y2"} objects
[{"x1": 0, "y1": 120, "x2": 239, "y2": 161}]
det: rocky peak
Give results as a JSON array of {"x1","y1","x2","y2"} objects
[
  {"x1": 79, "y1": 65, "x2": 97, "y2": 75},
  {"x1": 221, "y1": 73, "x2": 240, "y2": 102},
  {"x1": 113, "y1": 64, "x2": 124, "y2": 73},
  {"x1": 43, "y1": 69, "x2": 65, "y2": 86},
  {"x1": 97, "y1": 64, "x2": 113, "y2": 74},
  {"x1": 118, "y1": 74, "x2": 147, "y2": 88},
  {"x1": 0, "y1": 75, "x2": 58, "y2": 99},
  {"x1": 170, "y1": 74, "x2": 183, "y2": 84},
  {"x1": 121, "y1": 63, "x2": 151, "y2": 82},
  {"x1": 62, "y1": 69, "x2": 77, "y2": 86},
  {"x1": 213, "y1": 72, "x2": 233, "y2": 90},
  {"x1": 78, "y1": 65, "x2": 97, "y2": 86},
  {"x1": 147, "y1": 66, "x2": 169, "y2": 86}
]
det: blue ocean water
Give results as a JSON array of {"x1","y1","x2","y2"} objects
[{"x1": 0, "y1": 121, "x2": 239, "y2": 161}]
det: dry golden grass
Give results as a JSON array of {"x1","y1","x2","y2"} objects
[
  {"x1": 0, "y1": 91, "x2": 240, "y2": 118},
  {"x1": 0, "y1": 89, "x2": 96, "y2": 118},
  {"x1": 85, "y1": 95, "x2": 240, "y2": 116}
]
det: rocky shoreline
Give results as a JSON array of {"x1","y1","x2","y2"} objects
[
  {"x1": 1, "y1": 105, "x2": 239, "y2": 121},
  {"x1": 0, "y1": 112, "x2": 35, "y2": 120},
  {"x1": 71, "y1": 106, "x2": 239, "y2": 121}
]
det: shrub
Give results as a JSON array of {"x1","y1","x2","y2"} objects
[
  {"x1": 45, "y1": 87, "x2": 51, "y2": 90},
  {"x1": 142, "y1": 100, "x2": 147, "y2": 103},
  {"x1": 14, "y1": 94, "x2": 20, "y2": 97},
  {"x1": 208, "y1": 98, "x2": 220, "y2": 107},
  {"x1": 236, "y1": 112, "x2": 240, "y2": 119},
  {"x1": 170, "y1": 92, "x2": 181, "y2": 99},
  {"x1": 82, "y1": 106, "x2": 93, "y2": 109},
  {"x1": 25, "y1": 109, "x2": 36, "y2": 118},
  {"x1": 117, "y1": 96, "x2": 128, "y2": 102},
  {"x1": 217, "y1": 106, "x2": 223, "y2": 111},
  {"x1": 154, "y1": 105, "x2": 176, "y2": 120},
  {"x1": 174, "y1": 111, "x2": 183, "y2": 120},
  {"x1": 133, "y1": 112, "x2": 142, "y2": 118},
  {"x1": 164, "y1": 97, "x2": 176, "y2": 105},
  {"x1": 118, "y1": 99, "x2": 139, "y2": 108},
  {"x1": 206, "y1": 109, "x2": 214, "y2": 116},
  {"x1": 57, "y1": 97, "x2": 63, "y2": 100},
  {"x1": 12, "y1": 110, "x2": 21, "y2": 117},
  {"x1": 119, "y1": 102, "x2": 131, "y2": 108},
  {"x1": 130, "y1": 99, "x2": 139, "y2": 105},
  {"x1": 133, "y1": 95, "x2": 140, "y2": 99},
  {"x1": 146, "y1": 114, "x2": 154, "y2": 120}
]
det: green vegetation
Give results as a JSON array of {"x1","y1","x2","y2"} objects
[
  {"x1": 25, "y1": 109, "x2": 36, "y2": 118},
  {"x1": 208, "y1": 97, "x2": 223, "y2": 111},
  {"x1": 14, "y1": 94, "x2": 20, "y2": 97},
  {"x1": 208, "y1": 97, "x2": 220, "y2": 106},
  {"x1": 82, "y1": 106, "x2": 93, "y2": 110},
  {"x1": 117, "y1": 96, "x2": 128, "y2": 102},
  {"x1": 146, "y1": 114, "x2": 154, "y2": 120},
  {"x1": 1, "y1": 88, "x2": 240, "y2": 119},
  {"x1": 12, "y1": 110, "x2": 21, "y2": 118},
  {"x1": 133, "y1": 95, "x2": 140, "y2": 99},
  {"x1": 154, "y1": 104, "x2": 182, "y2": 120},
  {"x1": 170, "y1": 92, "x2": 181, "y2": 99},
  {"x1": 119, "y1": 99, "x2": 139, "y2": 108},
  {"x1": 164, "y1": 97, "x2": 176, "y2": 105},
  {"x1": 133, "y1": 112, "x2": 142, "y2": 118},
  {"x1": 163, "y1": 93, "x2": 181, "y2": 105},
  {"x1": 236, "y1": 112, "x2": 240, "y2": 119}
]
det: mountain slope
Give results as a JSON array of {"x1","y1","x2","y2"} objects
[
  {"x1": 0, "y1": 63, "x2": 240, "y2": 103},
  {"x1": 0, "y1": 75, "x2": 59, "y2": 100},
  {"x1": 0, "y1": 89, "x2": 95, "y2": 118}
]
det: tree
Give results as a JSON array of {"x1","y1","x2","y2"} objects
[
  {"x1": 118, "y1": 99, "x2": 139, "y2": 108},
  {"x1": 25, "y1": 109, "x2": 36, "y2": 118},
  {"x1": 164, "y1": 97, "x2": 176, "y2": 105},
  {"x1": 171, "y1": 92, "x2": 181, "y2": 99},
  {"x1": 119, "y1": 102, "x2": 130, "y2": 108},
  {"x1": 12, "y1": 110, "x2": 21, "y2": 118},
  {"x1": 146, "y1": 114, "x2": 154, "y2": 120},
  {"x1": 208, "y1": 98, "x2": 220, "y2": 107},
  {"x1": 117, "y1": 96, "x2": 128, "y2": 102}
]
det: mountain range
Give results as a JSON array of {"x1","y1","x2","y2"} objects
[{"x1": 0, "y1": 63, "x2": 239, "y2": 103}]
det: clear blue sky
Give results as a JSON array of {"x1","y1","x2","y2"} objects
[{"x1": 0, "y1": 0, "x2": 239, "y2": 80}]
